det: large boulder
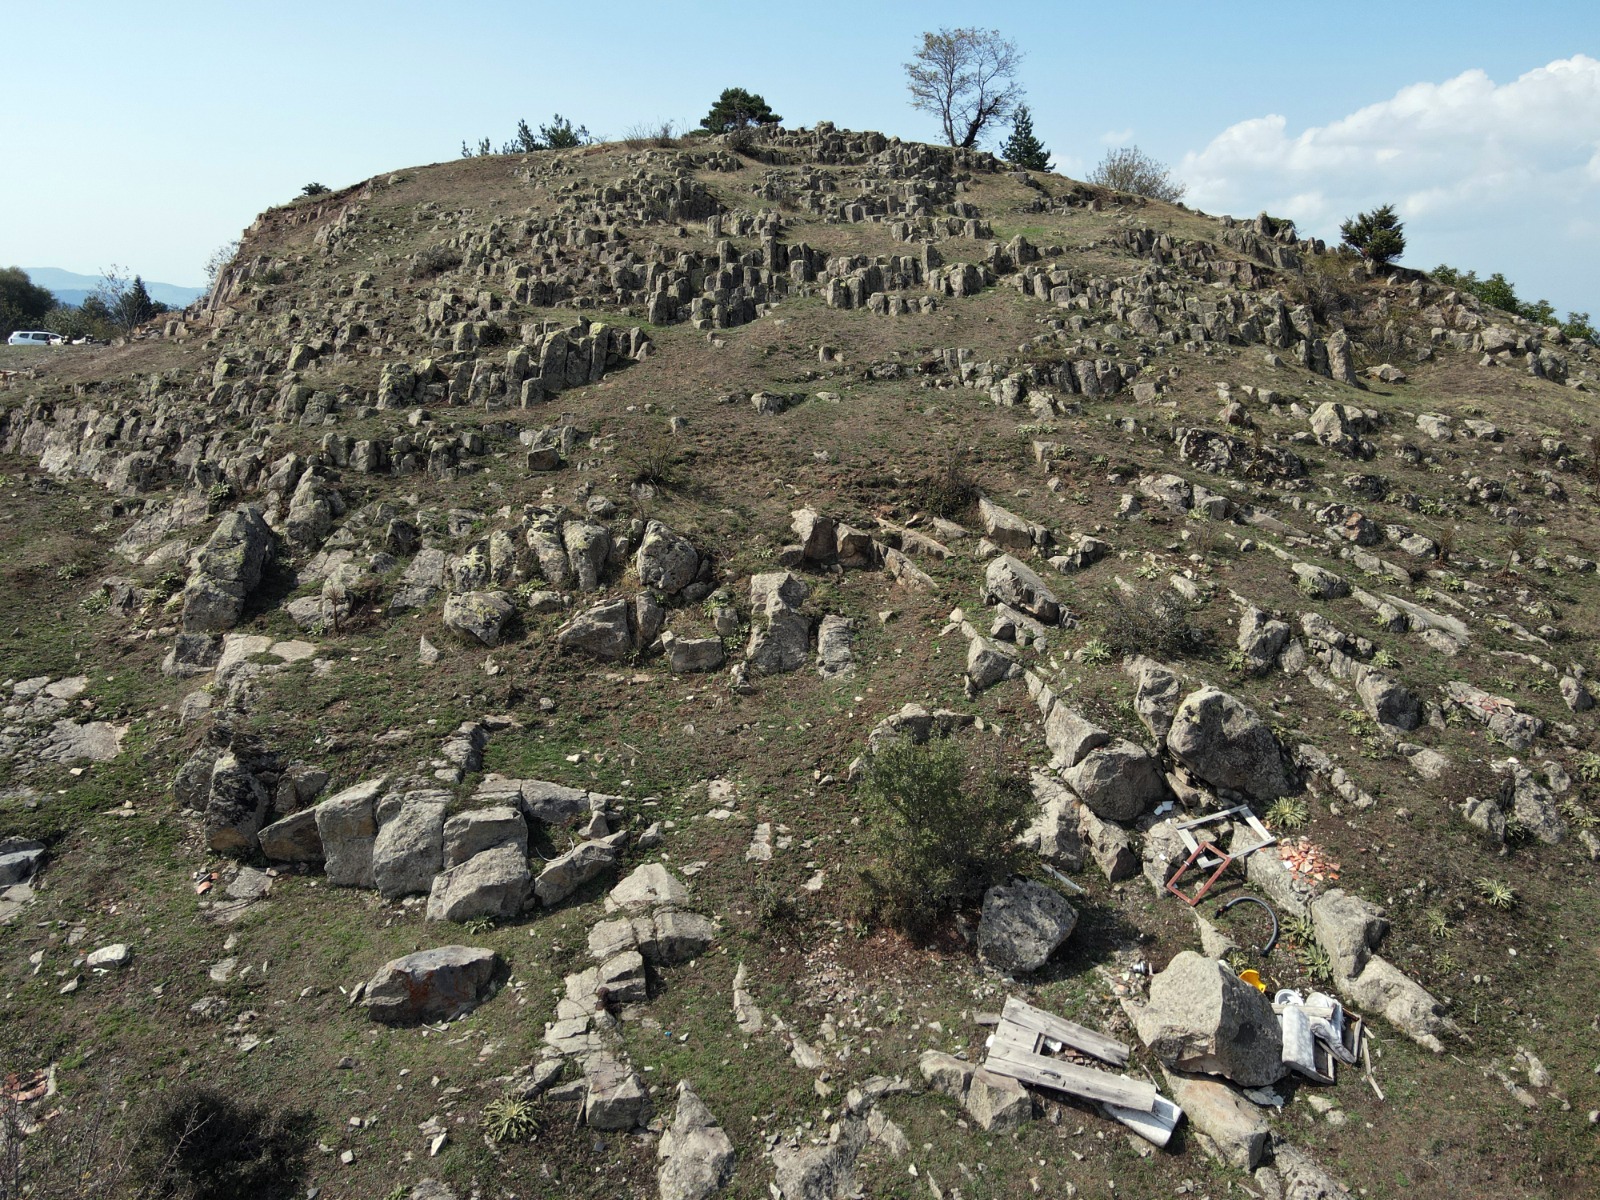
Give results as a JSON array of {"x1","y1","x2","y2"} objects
[
  {"x1": 363, "y1": 945, "x2": 501, "y2": 1025},
  {"x1": 1063, "y1": 739, "x2": 1167, "y2": 822},
  {"x1": 315, "y1": 778, "x2": 386, "y2": 887},
  {"x1": 1132, "y1": 951, "x2": 1284, "y2": 1086},
  {"x1": 745, "y1": 571, "x2": 811, "y2": 676},
  {"x1": 1310, "y1": 888, "x2": 1388, "y2": 981},
  {"x1": 1159, "y1": 1067, "x2": 1270, "y2": 1170},
  {"x1": 639, "y1": 909, "x2": 716, "y2": 965},
  {"x1": 657, "y1": 1082, "x2": 735, "y2": 1200},
  {"x1": 443, "y1": 590, "x2": 515, "y2": 647},
  {"x1": 790, "y1": 508, "x2": 837, "y2": 563},
  {"x1": 584, "y1": 1050, "x2": 651, "y2": 1131},
  {"x1": 372, "y1": 792, "x2": 447, "y2": 898},
  {"x1": 426, "y1": 844, "x2": 530, "y2": 923},
  {"x1": 976, "y1": 880, "x2": 1077, "y2": 974},
  {"x1": 1166, "y1": 687, "x2": 1287, "y2": 800},
  {"x1": 978, "y1": 498, "x2": 1038, "y2": 551},
  {"x1": 562, "y1": 521, "x2": 611, "y2": 592},
  {"x1": 608, "y1": 862, "x2": 690, "y2": 912},
  {"x1": 204, "y1": 752, "x2": 269, "y2": 855},
  {"x1": 963, "y1": 1067, "x2": 1032, "y2": 1131},
  {"x1": 0, "y1": 840, "x2": 46, "y2": 887},
  {"x1": 661, "y1": 631, "x2": 726, "y2": 674},
  {"x1": 181, "y1": 506, "x2": 274, "y2": 633},
  {"x1": 637, "y1": 521, "x2": 701, "y2": 595},
  {"x1": 983, "y1": 555, "x2": 1060, "y2": 624},
  {"x1": 518, "y1": 779, "x2": 591, "y2": 826},
  {"x1": 1021, "y1": 772, "x2": 1085, "y2": 869},
  {"x1": 557, "y1": 598, "x2": 635, "y2": 661},
  {"x1": 1355, "y1": 668, "x2": 1421, "y2": 730},
  {"x1": 1236, "y1": 607, "x2": 1290, "y2": 673},
  {"x1": 1341, "y1": 957, "x2": 1447, "y2": 1053}
]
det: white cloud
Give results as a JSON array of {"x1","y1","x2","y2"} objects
[
  {"x1": 1100, "y1": 128, "x2": 1134, "y2": 145},
  {"x1": 1179, "y1": 56, "x2": 1600, "y2": 311}
]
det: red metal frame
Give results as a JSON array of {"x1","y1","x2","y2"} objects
[{"x1": 1165, "y1": 841, "x2": 1233, "y2": 906}]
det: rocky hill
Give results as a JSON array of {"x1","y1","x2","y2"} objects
[{"x1": 2, "y1": 123, "x2": 1599, "y2": 1200}]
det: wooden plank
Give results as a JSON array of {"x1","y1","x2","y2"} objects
[
  {"x1": 1101, "y1": 1094, "x2": 1183, "y2": 1148},
  {"x1": 1000, "y1": 996, "x2": 1131, "y2": 1067},
  {"x1": 984, "y1": 1042, "x2": 1158, "y2": 1111}
]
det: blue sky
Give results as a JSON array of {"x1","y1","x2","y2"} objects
[{"x1": 4, "y1": 0, "x2": 1596, "y2": 315}]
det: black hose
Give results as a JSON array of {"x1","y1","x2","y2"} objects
[{"x1": 1219, "y1": 895, "x2": 1279, "y2": 957}]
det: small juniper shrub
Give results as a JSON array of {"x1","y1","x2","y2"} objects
[{"x1": 855, "y1": 735, "x2": 1030, "y2": 939}]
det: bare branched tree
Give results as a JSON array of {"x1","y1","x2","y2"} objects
[
  {"x1": 904, "y1": 28, "x2": 1024, "y2": 150},
  {"x1": 1089, "y1": 146, "x2": 1187, "y2": 203}
]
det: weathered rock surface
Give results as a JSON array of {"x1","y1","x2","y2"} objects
[
  {"x1": 534, "y1": 837, "x2": 620, "y2": 905},
  {"x1": 315, "y1": 778, "x2": 387, "y2": 888},
  {"x1": 976, "y1": 880, "x2": 1077, "y2": 974},
  {"x1": 583, "y1": 1050, "x2": 651, "y2": 1130},
  {"x1": 442, "y1": 806, "x2": 527, "y2": 866},
  {"x1": 657, "y1": 1082, "x2": 735, "y2": 1200},
  {"x1": 1160, "y1": 1067, "x2": 1270, "y2": 1169},
  {"x1": 204, "y1": 751, "x2": 270, "y2": 855},
  {"x1": 1132, "y1": 952, "x2": 1284, "y2": 1086},
  {"x1": 637, "y1": 521, "x2": 702, "y2": 595},
  {"x1": 258, "y1": 808, "x2": 323, "y2": 863},
  {"x1": 746, "y1": 571, "x2": 811, "y2": 676},
  {"x1": 984, "y1": 555, "x2": 1060, "y2": 624},
  {"x1": 443, "y1": 590, "x2": 515, "y2": 646},
  {"x1": 1064, "y1": 739, "x2": 1167, "y2": 821},
  {"x1": 1166, "y1": 687, "x2": 1287, "y2": 800},
  {"x1": 364, "y1": 945, "x2": 500, "y2": 1024},
  {"x1": 372, "y1": 791, "x2": 447, "y2": 898},
  {"x1": 557, "y1": 597, "x2": 636, "y2": 660},
  {"x1": 182, "y1": 506, "x2": 274, "y2": 633},
  {"x1": 426, "y1": 844, "x2": 531, "y2": 922}
]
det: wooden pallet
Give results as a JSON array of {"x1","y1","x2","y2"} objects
[
  {"x1": 999, "y1": 996, "x2": 1131, "y2": 1067},
  {"x1": 982, "y1": 997, "x2": 1183, "y2": 1146}
]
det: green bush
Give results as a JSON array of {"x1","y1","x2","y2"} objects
[{"x1": 856, "y1": 736, "x2": 1029, "y2": 937}]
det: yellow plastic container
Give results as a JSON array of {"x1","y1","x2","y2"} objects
[{"x1": 1238, "y1": 968, "x2": 1267, "y2": 993}]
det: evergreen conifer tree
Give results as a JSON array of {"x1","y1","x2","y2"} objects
[
  {"x1": 1340, "y1": 204, "x2": 1406, "y2": 266},
  {"x1": 1001, "y1": 105, "x2": 1052, "y2": 171}
]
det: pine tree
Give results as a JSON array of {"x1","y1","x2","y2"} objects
[
  {"x1": 1340, "y1": 204, "x2": 1406, "y2": 266},
  {"x1": 1001, "y1": 105, "x2": 1052, "y2": 171},
  {"x1": 116, "y1": 276, "x2": 156, "y2": 330},
  {"x1": 700, "y1": 88, "x2": 782, "y2": 134}
]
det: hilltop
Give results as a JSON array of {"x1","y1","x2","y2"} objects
[{"x1": 2, "y1": 124, "x2": 1599, "y2": 1200}]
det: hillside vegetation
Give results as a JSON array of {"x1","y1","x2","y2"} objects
[{"x1": 2, "y1": 124, "x2": 1599, "y2": 1200}]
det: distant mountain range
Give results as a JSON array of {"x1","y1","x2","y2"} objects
[{"x1": 22, "y1": 267, "x2": 205, "y2": 310}]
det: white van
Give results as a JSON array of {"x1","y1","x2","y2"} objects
[{"x1": 7, "y1": 330, "x2": 64, "y2": 346}]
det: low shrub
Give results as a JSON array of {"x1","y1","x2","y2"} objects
[
  {"x1": 408, "y1": 244, "x2": 462, "y2": 281},
  {"x1": 855, "y1": 736, "x2": 1029, "y2": 938},
  {"x1": 916, "y1": 448, "x2": 979, "y2": 518},
  {"x1": 1098, "y1": 585, "x2": 1204, "y2": 659},
  {"x1": 131, "y1": 1084, "x2": 312, "y2": 1200}
]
